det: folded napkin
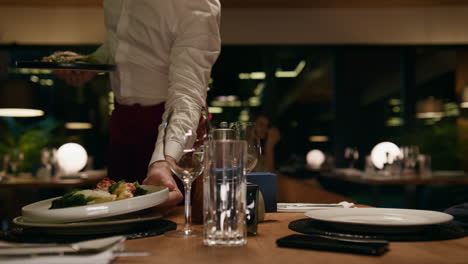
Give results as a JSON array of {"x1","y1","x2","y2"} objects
[
  {"x1": 277, "y1": 202, "x2": 355, "y2": 212},
  {"x1": 0, "y1": 236, "x2": 124, "y2": 264}
]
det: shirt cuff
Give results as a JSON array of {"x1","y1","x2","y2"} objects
[{"x1": 149, "y1": 140, "x2": 184, "y2": 167}]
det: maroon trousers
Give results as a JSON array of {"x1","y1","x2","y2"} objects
[{"x1": 107, "y1": 102, "x2": 165, "y2": 183}]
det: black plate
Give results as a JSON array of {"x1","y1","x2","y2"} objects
[
  {"x1": 15, "y1": 61, "x2": 116, "y2": 72},
  {"x1": 289, "y1": 218, "x2": 466, "y2": 242}
]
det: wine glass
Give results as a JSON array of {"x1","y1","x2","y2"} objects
[
  {"x1": 402, "y1": 145, "x2": 419, "y2": 173},
  {"x1": 344, "y1": 147, "x2": 359, "y2": 168},
  {"x1": 8, "y1": 149, "x2": 24, "y2": 177},
  {"x1": 164, "y1": 106, "x2": 207, "y2": 237},
  {"x1": 230, "y1": 122, "x2": 261, "y2": 173}
]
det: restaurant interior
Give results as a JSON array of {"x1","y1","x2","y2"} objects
[{"x1": 1, "y1": 0, "x2": 468, "y2": 263}]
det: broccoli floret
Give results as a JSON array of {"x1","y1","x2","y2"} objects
[
  {"x1": 134, "y1": 186, "x2": 148, "y2": 196},
  {"x1": 49, "y1": 191, "x2": 95, "y2": 209}
]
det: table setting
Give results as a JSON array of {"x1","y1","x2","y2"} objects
[
  {"x1": 0, "y1": 178, "x2": 177, "y2": 263},
  {"x1": 1, "y1": 120, "x2": 468, "y2": 264}
]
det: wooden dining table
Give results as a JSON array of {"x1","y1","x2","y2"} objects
[{"x1": 116, "y1": 207, "x2": 468, "y2": 264}]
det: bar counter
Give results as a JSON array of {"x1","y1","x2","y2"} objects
[{"x1": 118, "y1": 207, "x2": 468, "y2": 264}]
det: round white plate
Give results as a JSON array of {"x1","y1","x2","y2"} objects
[
  {"x1": 305, "y1": 208, "x2": 453, "y2": 226},
  {"x1": 13, "y1": 212, "x2": 162, "y2": 235},
  {"x1": 22, "y1": 185, "x2": 168, "y2": 223}
]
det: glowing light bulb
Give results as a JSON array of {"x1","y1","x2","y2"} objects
[
  {"x1": 56, "y1": 143, "x2": 88, "y2": 175},
  {"x1": 370, "y1": 142, "x2": 402, "y2": 170},
  {"x1": 306, "y1": 149, "x2": 325, "y2": 170}
]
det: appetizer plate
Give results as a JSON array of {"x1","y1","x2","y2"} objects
[
  {"x1": 15, "y1": 61, "x2": 115, "y2": 72},
  {"x1": 304, "y1": 208, "x2": 453, "y2": 233},
  {"x1": 13, "y1": 212, "x2": 162, "y2": 235},
  {"x1": 22, "y1": 185, "x2": 168, "y2": 223}
]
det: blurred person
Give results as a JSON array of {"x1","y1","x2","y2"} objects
[
  {"x1": 52, "y1": 0, "x2": 221, "y2": 214},
  {"x1": 254, "y1": 114, "x2": 281, "y2": 173}
]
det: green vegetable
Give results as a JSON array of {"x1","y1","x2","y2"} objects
[
  {"x1": 49, "y1": 190, "x2": 95, "y2": 209},
  {"x1": 134, "y1": 186, "x2": 148, "y2": 196},
  {"x1": 109, "y1": 180, "x2": 124, "y2": 194}
]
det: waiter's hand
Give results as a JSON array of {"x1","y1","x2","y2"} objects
[
  {"x1": 53, "y1": 69, "x2": 96, "y2": 87},
  {"x1": 144, "y1": 158, "x2": 183, "y2": 215}
]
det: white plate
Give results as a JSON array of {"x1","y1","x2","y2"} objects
[
  {"x1": 13, "y1": 212, "x2": 162, "y2": 235},
  {"x1": 305, "y1": 208, "x2": 453, "y2": 226},
  {"x1": 22, "y1": 185, "x2": 168, "y2": 223}
]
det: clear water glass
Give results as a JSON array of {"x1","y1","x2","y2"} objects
[
  {"x1": 230, "y1": 122, "x2": 261, "y2": 173},
  {"x1": 203, "y1": 140, "x2": 247, "y2": 247}
]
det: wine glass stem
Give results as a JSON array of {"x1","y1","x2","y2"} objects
[{"x1": 183, "y1": 182, "x2": 193, "y2": 232}]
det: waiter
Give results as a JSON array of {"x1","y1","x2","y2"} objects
[{"x1": 54, "y1": 0, "x2": 221, "y2": 213}]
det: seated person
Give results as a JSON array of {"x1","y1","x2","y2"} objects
[{"x1": 253, "y1": 114, "x2": 281, "y2": 173}]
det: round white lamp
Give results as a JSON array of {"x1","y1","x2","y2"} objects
[
  {"x1": 56, "y1": 143, "x2": 88, "y2": 175},
  {"x1": 306, "y1": 149, "x2": 326, "y2": 170},
  {"x1": 370, "y1": 142, "x2": 402, "y2": 170}
]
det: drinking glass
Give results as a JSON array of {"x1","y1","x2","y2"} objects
[
  {"x1": 0, "y1": 155, "x2": 7, "y2": 180},
  {"x1": 203, "y1": 140, "x2": 248, "y2": 246},
  {"x1": 230, "y1": 122, "x2": 261, "y2": 173},
  {"x1": 8, "y1": 149, "x2": 24, "y2": 176},
  {"x1": 344, "y1": 147, "x2": 359, "y2": 168},
  {"x1": 164, "y1": 106, "x2": 207, "y2": 238},
  {"x1": 402, "y1": 145, "x2": 419, "y2": 172}
]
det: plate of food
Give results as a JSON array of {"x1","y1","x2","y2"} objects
[
  {"x1": 13, "y1": 210, "x2": 163, "y2": 235},
  {"x1": 15, "y1": 51, "x2": 115, "y2": 72},
  {"x1": 21, "y1": 178, "x2": 168, "y2": 223}
]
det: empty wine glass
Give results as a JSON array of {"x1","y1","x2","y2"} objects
[
  {"x1": 402, "y1": 145, "x2": 419, "y2": 172},
  {"x1": 344, "y1": 147, "x2": 359, "y2": 168},
  {"x1": 164, "y1": 106, "x2": 207, "y2": 238},
  {"x1": 8, "y1": 149, "x2": 24, "y2": 176},
  {"x1": 230, "y1": 122, "x2": 261, "y2": 173}
]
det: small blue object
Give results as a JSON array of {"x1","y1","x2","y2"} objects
[{"x1": 247, "y1": 172, "x2": 277, "y2": 212}]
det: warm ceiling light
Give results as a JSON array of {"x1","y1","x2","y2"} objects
[
  {"x1": 275, "y1": 60, "x2": 306, "y2": 78},
  {"x1": 416, "y1": 97, "x2": 444, "y2": 119},
  {"x1": 416, "y1": 112, "x2": 445, "y2": 119},
  {"x1": 208, "y1": 107, "x2": 223, "y2": 114},
  {"x1": 65, "y1": 122, "x2": 93, "y2": 130},
  {"x1": 0, "y1": 108, "x2": 44, "y2": 117},
  {"x1": 309, "y1": 136, "x2": 329, "y2": 142}
]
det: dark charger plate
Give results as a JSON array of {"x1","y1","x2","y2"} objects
[
  {"x1": 15, "y1": 61, "x2": 116, "y2": 72},
  {"x1": 289, "y1": 218, "x2": 466, "y2": 242}
]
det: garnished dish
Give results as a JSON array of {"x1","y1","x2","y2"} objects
[
  {"x1": 41, "y1": 51, "x2": 92, "y2": 63},
  {"x1": 15, "y1": 51, "x2": 115, "y2": 72},
  {"x1": 50, "y1": 178, "x2": 148, "y2": 209}
]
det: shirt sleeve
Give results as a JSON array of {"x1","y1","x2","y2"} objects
[
  {"x1": 89, "y1": 40, "x2": 113, "y2": 64},
  {"x1": 150, "y1": 0, "x2": 221, "y2": 165}
]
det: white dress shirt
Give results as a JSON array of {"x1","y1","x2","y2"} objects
[{"x1": 92, "y1": 0, "x2": 221, "y2": 165}]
